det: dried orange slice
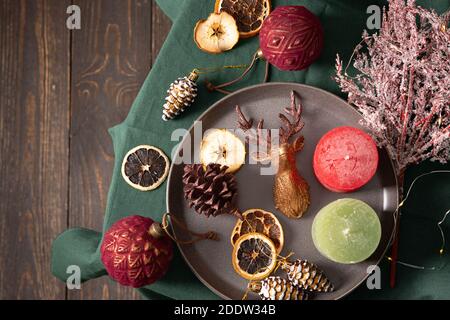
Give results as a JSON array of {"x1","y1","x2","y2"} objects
[
  {"x1": 121, "y1": 145, "x2": 170, "y2": 191},
  {"x1": 214, "y1": 0, "x2": 271, "y2": 38},
  {"x1": 231, "y1": 209, "x2": 284, "y2": 254},
  {"x1": 232, "y1": 233, "x2": 277, "y2": 280}
]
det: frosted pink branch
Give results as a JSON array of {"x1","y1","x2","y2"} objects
[{"x1": 335, "y1": 0, "x2": 450, "y2": 175}]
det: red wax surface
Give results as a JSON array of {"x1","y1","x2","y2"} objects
[{"x1": 313, "y1": 126, "x2": 379, "y2": 192}]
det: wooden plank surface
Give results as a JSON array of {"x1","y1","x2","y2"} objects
[
  {"x1": 0, "y1": 0, "x2": 172, "y2": 299},
  {"x1": 0, "y1": 0, "x2": 70, "y2": 299},
  {"x1": 152, "y1": 1, "x2": 171, "y2": 64},
  {"x1": 68, "y1": 0, "x2": 170, "y2": 300}
]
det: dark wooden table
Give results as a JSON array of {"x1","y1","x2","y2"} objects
[{"x1": 0, "y1": 0, "x2": 171, "y2": 299}]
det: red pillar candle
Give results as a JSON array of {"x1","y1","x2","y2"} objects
[{"x1": 313, "y1": 126, "x2": 378, "y2": 192}]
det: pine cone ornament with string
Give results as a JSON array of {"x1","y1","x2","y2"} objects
[
  {"x1": 183, "y1": 164, "x2": 242, "y2": 219},
  {"x1": 280, "y1": 259, "x2": 334, "y2": 292},
  {"x1": 162, "y1": 70, "x2": 198, "y2": 121},
  {"x1": 249, "y1": 276, "x2": 309, "y2": 300}
]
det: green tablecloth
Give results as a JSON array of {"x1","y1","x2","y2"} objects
[{"x1": 52, "y1": 0, "x2": 450, "y2": 299}]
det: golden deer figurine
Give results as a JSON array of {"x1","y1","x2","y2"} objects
[{"x1": 236, "y1": 91, "x2": 310, "y2": 219}]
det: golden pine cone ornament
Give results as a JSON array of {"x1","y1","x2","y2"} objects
[
  {"x1": 249, "y1": 276, "x2": 309, "y2": 301},
  {"x1": 162, "y1": 70, "x2": 199, "y2": 121},
  {"x1": 280, "y1": 259, "x2": 334, "y2": 292}
]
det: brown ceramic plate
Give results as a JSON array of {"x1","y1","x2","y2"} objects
[{"x1": 166, "y1": 83, "x2": 397, "y2": 300}]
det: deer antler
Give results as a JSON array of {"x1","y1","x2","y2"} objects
[
  {"x1": 279, "y1": 91, "x2": 305, "y2": 144},
  {"x1": 235, "y1": 105, "x2": 253, "y2": 132},
  {"x1": 235, "y1": 105, "x2": 272, "y2": 160}
]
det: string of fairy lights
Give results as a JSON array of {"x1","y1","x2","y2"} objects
[{"x1": 386, "y1": 170, "x2": 450, "y2": 271}]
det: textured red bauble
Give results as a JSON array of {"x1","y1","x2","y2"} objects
[
  {"x1": 313, "y1": 127, "x2": 379, "y2": 192},
  {"x1": 100, "y1": 215, "x2": 173, "y2": 288},
  {"x1": 259, "y1": 6, "x2": 324, "y2": 71}
]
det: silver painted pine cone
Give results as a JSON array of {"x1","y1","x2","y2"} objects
[
  {"x1": 249, "y1": 276, "x2": 309, "y2": 301},
  {"x1": 280, "y1": 259, "x2": 334, "y2": 292},
  {"x1": 162, "y1": 70, "x2": 198, "y2": 121}
]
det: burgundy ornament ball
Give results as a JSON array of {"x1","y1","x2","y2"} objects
[
  {"x1": 259, "y1": 6, "x2": 324, "y2": 71},
  {"x1": 101, "y1": 215, "x2": 173, "y2": 288}
]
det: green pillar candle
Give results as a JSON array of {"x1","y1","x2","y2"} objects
[{"x1": 312, "y1": 198, "x2": 381, "y2": 264}]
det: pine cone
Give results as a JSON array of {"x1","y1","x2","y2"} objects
[
  {"x1": 249, "y1": 276, "x2": 309, "y2": 301},
  {"x1": 162, "y1": 70, "x2": 198, "y2": 121},
  {"x1": 280, "y1": 259, "x2": 334, "y2": 292},
  {"x1": 183, "y1": 164, "x2": 241, "y2": 218}
]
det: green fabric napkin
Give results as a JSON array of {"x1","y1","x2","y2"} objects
[{"x1": 52, "y1": 0, "x2": 450, "y2": 299}]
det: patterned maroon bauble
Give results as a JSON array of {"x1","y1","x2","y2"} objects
[
  {"x1": 100, "y1": 215, "x2": 173, "y2": 288},
  {"x1": 259, "y1": 6, "x2": 324, "y2": 71}
]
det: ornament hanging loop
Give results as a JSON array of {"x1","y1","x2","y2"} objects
[
  {"x1": 187, "y1": 69, "x2": 200, "y2": 82},
  {"x1": 274, "y1": 251, "x2": 295, "y2": 273},
  {"x1": 159, "y1": 213, "x2": 219, "y2": 245},
  {"x1": 205, "y1": 48, "x2": 270, "y2": 95},
  {"x1": 255, "y1": 48, "x2": 264, "y2": 60}
]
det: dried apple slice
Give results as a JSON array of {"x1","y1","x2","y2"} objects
[
  {"x1": 199, "y1": 129, "x2": 246, "y2": 173},
  {"x1": 194, "y1": 11, "x2": 239, "y2": 54}
]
